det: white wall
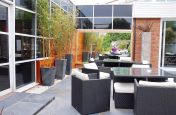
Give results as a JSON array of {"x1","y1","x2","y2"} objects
[{"x1": 133, "y1": 2, "x2": 176, "y2": 18}]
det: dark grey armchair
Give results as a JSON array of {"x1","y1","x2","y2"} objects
[
  {"x1": 71, "y1": 73, "x2": 111, "y2": 115},
  {"x1": 134, "y1": 79, "x2": 176, "y2": 115}
]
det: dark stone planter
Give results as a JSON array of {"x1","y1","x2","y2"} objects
[
  {"x1": 41, "y1": 67, "x2": 56, "y2": 86},
  {"x1": 82, "y1": 52, "x2": 89, "y2": 62},
  {"x1": 65, "y1": 54, "x2": 73, "y2": 75},
  {"x1": 55, "y1": 59, "x2": 67, "y2": 79}
]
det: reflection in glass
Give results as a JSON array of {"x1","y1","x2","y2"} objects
[
  {"x1": 77, "y1": 5, "x2": 93, "y2": 17},
  {"x1": 113, "y1": 18, "x2": 132, "y2": 29},
  {"x1": 0, "y1": 34, "x2": 9, "y2": 63},
  {"x1": 0, "y1": 5, "x2": 8, "y2": 32},
  {"x1": 94, "y1": 5, "x2": 112, "y2": 17},
  {"x1": 164, "y1": 21, "x2": 176, "y2": 67},
  {"x1": 15, "y1": 0, "x2": 35, "y2": 11},
  {"x1": 15, "y1": 36, "x2": 35, "y2": 61},
  {"x1": 61, "y1": 0, "x2": 68, "y2": 11},
  {"x1": 36, "y1": 38, "x2": 44, "y2": 58},
  {"x1": 77, "y1": 18, "x2": 93, "y2": 29},
  {"x1": 0, "y1": 66, "x2": 10, "y2": 91},
  {"x1": 113, "y1": 5, "x2": 132, "y2": 17},
  {"x1": 16, "y1": 61, "x2": 35, "y2": 88},
  {"x1": 94, "y1": 18, "x2": 112, "y2": 29},
  {"x1": 15, "y1": 9, "x2": 35, "y2": 35}
]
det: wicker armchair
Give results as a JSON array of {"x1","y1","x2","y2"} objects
[
  {"x1": 134, "y1": 79, "x2": 176, "y2": 115},
  {"x1": 71, "y1": 74, "x2": 111, "y2": 115}
]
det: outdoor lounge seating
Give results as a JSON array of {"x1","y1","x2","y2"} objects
[
  {"x1": 134, "y1": 79, "x2": 176, "y2": 115},
  {"x1": 114, "y1": 82, "x2": 134, "y2": 109},
  {"x1": 83, "y1": 63, "x2": 111, "y2": 79},
  {"x1": 71, "y1": 72, "x2": 111, "y2": 115}
]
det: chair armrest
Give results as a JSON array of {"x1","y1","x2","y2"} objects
[{"x1": 82, "y1": 68, "x2": 99, "y2": 78}]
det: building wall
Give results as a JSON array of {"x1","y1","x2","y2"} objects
[
  {"x1": 132, "y1": 18, "x2": 161, "y2": 70},
  {"x1": 133, "y1": 2, "x2": 176, "y2": 18}
]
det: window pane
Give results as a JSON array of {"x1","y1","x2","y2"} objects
[
  {"x1": 61, "y1": 0, "x2": 68, "y2": 11},
  {"x1": 0, "y1": 34, "x2": 9, "y2": 63},
  {"x1": 0, "y1": 66, "x2": 10, "y2": 91},
  {"x1": 15, "y1": 36, "x2": 35, "y2": 61},
  {"x1": 15, "y1": 0, "x2": 35, "y2": 11},
  {"x1": 16, "y1": 61, "x2": 35, "y2": 88},
  {"x1": 114, "y1": 5, "x2": 132, "y2": 17},
  {"x1": 94, "y1": 18, "x2": 112, "y2": 29},
  {"x1": 113, "y1": 18, "x2": 132, "y2": 29},
  {"x1": 77, "y1": 18, "x2": 93, "y2": 29},
  {"x1": 94, "y1": 5, "x2": 112, "y2": 17},
  {"x1": 52, "y1": 0, "x2": 61, "y2": 5},
  {"x1": 36, "y1": 38, "x2": 44, "y2": 58},
  {"x1": 15, "y1": 9, "x2": 35, "y2": 35},
  {"x1": 77, "y1": 5, "x2": 93, "y2": 17},
  {"x1": 0, "y1": 5, "x2": 8, "y2": 32}
]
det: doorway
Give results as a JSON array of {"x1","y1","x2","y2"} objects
[{"x1": 161, "y1": 21, "x2": 176, "y2": 67}]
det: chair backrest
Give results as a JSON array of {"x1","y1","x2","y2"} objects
[
  {"x1": 83, "y1": 63, "x2": 98, "y2": 70},
  {"x1": 132, "y1": 64, "x2": 150, "y2": 68}
]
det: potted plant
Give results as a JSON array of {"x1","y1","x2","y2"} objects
[
  {"x1": 50, "y1": 7, "x2": 67, "y2": 79},
  {"x1": 37, "y1": 0, "x2": 56, "y2": 86},
  {"x1": 137, "y1": 22, "x2": 153, "y2": 63},
  {"x1": 63, "y1": 12, "x2": 76, "y2": 75}
]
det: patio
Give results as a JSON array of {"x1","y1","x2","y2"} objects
[{"x1": 1, "y1": 0, "x2": 176, "y2": 115}]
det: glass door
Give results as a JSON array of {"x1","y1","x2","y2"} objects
[
  {"x1": 161, "y1": 21, "x2": 176, "y2": 67},
  {"x1": 0, "y1": 2, "x2": 11, "y2": 94}
]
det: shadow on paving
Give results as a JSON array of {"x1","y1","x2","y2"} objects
[{"x1": 38, "y1": 76, "x2": 133, "y2": 115}]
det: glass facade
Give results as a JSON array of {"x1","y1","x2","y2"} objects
[
  {"x1": 77, "y1": 5, "x2": 93, "y2": 17},
  {"x1": 0, "y1": 5, "x2": 8, "y2": 32},
  {"x1": 94, "y1": 18, "x2": 112, "y2": 29},
  {"x1": 0, "y1": 34, "x2": 9, "y2": 63},
  {"x1": 113, "y1": 18, "x2": 132, "y2": 29},
  {"x1": 16, "y1": 61, "x2": 35, "y2": 88},
  {"x1": 15, "y1": 0, "x2": 35, "y2": 11},
  {"x1": 36, "y1": 38, "x2": 44, "y2": 58},
  {"x1": 113, "y1": 5, "x2": 132, "y2": 17},
  {"x1": 76, "y1": 5, "x2": 132, "y2": 30},
  {"x1": 77, "y1": 18, "x2": 93, "y2": 29},
  {"x1": 15, "y1": 36, "x2": 35, "y2": 61},
  {"x1": 15, "y1": 9, "x2": 35, "y2": 35},
  {"x1": 94, "y1": 5, "x2": 112, "y2": 17},
  {"x1": 0, "y1": 66, "x2": 10, "y2": 91}
]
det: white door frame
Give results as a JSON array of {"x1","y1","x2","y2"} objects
[
  {"x1": 0, "y1": 1, "x2": 16, "y2": 96},
  {"x1": 160, "y1": 18, "x2": 176, "y2": 69}
]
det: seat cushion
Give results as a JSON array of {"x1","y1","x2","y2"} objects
[
  {"x1": 132, "y1": 64, "x2": 150, "y2": 68},
  {"x1": 114, "y1": 82, "x2": 134, "y2": 93},
  {"x1": 74, "y1": 71, "x2": 89, "y2": 80},
  {"x1": 139, "y1": 80, "x2": 176, "y2": 87},
  {"x1": 83, "y1": 63, "x2": 98, "y2": 70},
  {"x1": 99, "y1": 72, "x2": 110, "y2": 79}
]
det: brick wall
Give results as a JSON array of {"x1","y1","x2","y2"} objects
[{"x1": 132, "y1": 18, "x2": 161, "y2": 69}]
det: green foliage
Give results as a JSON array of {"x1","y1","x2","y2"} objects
[
  {"x1": 37, "y1": 0, "x2": 76, "y2": 59},
  {"x1": 83, "y1": 33, "x2": 98, "y2": 51},
  {"x1": 102, "y1": 33, "x2": 131, "y2": 52},
  {"x1": 83, "y1": 33, "x2": 104, "y2": 53}
]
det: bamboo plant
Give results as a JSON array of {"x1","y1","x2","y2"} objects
[{"x1": 37, "y1": 0, "x2": 76, "y2": 62}]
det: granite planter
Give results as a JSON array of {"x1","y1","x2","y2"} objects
[
  {"x1": 41, "y1": 67, "x2": 56, "y2": 86},
  {"x1": 65, "y1": 54, "x2": 73, "y2": 75},
  {"x1": 55, "y1": 59, "x2": 67, "y2": 79}
]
